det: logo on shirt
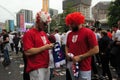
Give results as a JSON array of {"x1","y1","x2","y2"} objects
[
  {"x1": 41, "y1": 36, "x2": 47, "y2": 44},
  {"x1": 72, "y1": 35, "x2": 78, "y2": 43}
]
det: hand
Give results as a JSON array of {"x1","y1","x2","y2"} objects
[
  {"x1": 72, "y1": 55, "x2": 80, "y2": 63},
  {"x1": 49, "y1": 43, "x2": 54, "y2": 49},
  {"x1": 44, "y1": 43, "x2": 54, "y2": 50},
  {"x1": 66, "y1": 55, "x2": 72, "y2": 61},
  {"x1": 72, "y1": 55, "x2": 84, "y2": 63},
  {"x1": 66, "y1": 53, "x2": 74, "y2": 61}
]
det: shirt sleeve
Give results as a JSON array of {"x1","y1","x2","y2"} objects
[
  {"x1": 87, "y1": 29, "x2": 98, "y2": 48},
  {"x1": 22, "y1": 32, "x2": 34, "y2": 51}
]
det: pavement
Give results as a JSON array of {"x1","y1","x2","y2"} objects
[
  {"x1": 91, "y1": 64, "x2": 118, "y2": 80},
  {"x1": 0, "y1": 51, "x2": 118, "y2": 80},
  {"x1": 0, "y1": 52, "x2": 66, "y2": 80}
]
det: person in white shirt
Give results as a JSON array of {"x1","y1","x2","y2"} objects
[
  {"x1": 54, "y1": 28, "x2": 61, "y2": 46},
  {"x1": 61, "y1": 32, "x2": 66, "y2": 53},
  {"x1": 9, "y1": 33, "x2": 14, "y2": 51}
]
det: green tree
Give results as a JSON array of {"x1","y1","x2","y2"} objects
[
  {"x1": 50, "y1": 19, "x2": 58, "y2": 32},
  {"x1": 49, "y1": 2, "x2": 76, "y2": 33},
  {"x1": 108, "y1": 0, "x2": 120, "y2": 27},
  {"x1": 59, "y1": 2, "x2": 76, "y2": 32},
  {"x1": 64, "y1": 2, "x2": 76, "y2": 16}
]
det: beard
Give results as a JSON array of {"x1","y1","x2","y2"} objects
[
  {"x1": 37, "y1": 23, "x2": 48, "y2": 31},
  {"x1": 71, "y1": 26, "x2": 79, "y2": 32},
  {"x1": 37, "y1": 27, "x2": 42, "y2": 31}
]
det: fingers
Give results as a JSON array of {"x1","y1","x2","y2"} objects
[
  {"x1": 72, "y1": 57, "x2": 77, "y2": 63},
  {"x1": 45, "y1": 43, "x2": 54, "y2": 49},
  {"x1": 49, "y1": 43, "x2": 54, "y2": 49},
  {"x1": 72, "y1": 56, "x2": 80, "y2": 63}
]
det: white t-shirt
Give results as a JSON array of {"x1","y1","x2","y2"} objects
[
  {"x1": 115, "y1": 30, "x2": 120, "y2": 41},
  {"x1": 96, "y1": 32, "x2": 101, "y2": 40},
  {"x1": 65, "y1": 30, "x2": 71, "y2": 45},
  {"x1": 9, "y1": 34, "x2": 14, "y2": 43},
  {"x1": 54, "y1": 33, "x2": 61, "y2": 45},
  {"x1": 49, "y1": 49, "x2": 54, "y2": 68},
  {"x1": 61, "y1": 33, "x2": 66, "y2": 45}
]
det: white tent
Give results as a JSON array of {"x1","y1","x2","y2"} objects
[{"x1": 99, "y1": 19, "x2": 108, "y2": 23}]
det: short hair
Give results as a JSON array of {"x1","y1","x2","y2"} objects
[
  {"x1": 2, "y1": 29, "x2": 7, "y2": 32},
  {"x1": 101, "y1": 30, "x2": 107, "y2": 36},
  {"x1": 54, "y1": 28, "x2": 59, "y2": 33}
]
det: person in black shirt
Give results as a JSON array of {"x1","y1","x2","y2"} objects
[
  {"x1": 13, "y1": 33, "x2": 20, "y2": 54},
  {"x1": 99, "y1": 30, "x2": 112, "y2": 80},
  {"x1": 1, "y1": 29, "x2": 11, "y2": 67}
]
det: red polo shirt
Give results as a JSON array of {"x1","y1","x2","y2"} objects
[
  {"x1": 23, "y1": 28, "x2": 50, "y2": 72},
  {"x1": 67, "y1": 27, "x2": 98, "y2": 71}
]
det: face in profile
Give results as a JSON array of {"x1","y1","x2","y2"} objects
[
  {"x1": 37, "y1": 21, "x2": 48, "y2": 31},
  {"x1": 35, "y1": 11, "x2": 51, "y2": 31}
]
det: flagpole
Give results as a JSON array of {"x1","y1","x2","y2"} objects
[{"x1": 48, "y1": 0, "x2": 50, "y2": 33}]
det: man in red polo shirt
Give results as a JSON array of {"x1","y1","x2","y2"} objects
[
  {"x1": 65, "y1": 12, "x2": 99, "y2": 80},
  {"x1": 22, "y1": 11, "x2": 54, "y2": 80}
]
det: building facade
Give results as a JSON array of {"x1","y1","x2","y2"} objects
[
  {"x1": 18, "y1": 9, "x2": 33, "y2": 23},
  {"x1": 92, "y1": 1, "x2": 110, "y2": 21},
  {"x1": 0, "y1": 22, "x2": 5, "y2": 32},
  {"x1": 16, "y1": 13, "x2": 25, "y2": 31},
  {"x1": 5, "y1": 20, "x2": 14, "y2": 32},
  {"x1": 49, "y1": 8, "x2": 58, "y2": 18},
  {"x1": 16, "y1": 9, "x2": 33, "y2": 31},
  {"x1": 63, "y1": 0, "x2": 92, "y2": 20}
]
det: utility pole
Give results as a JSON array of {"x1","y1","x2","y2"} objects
[
  {"x1": 42, "y1": 0, "x2": 49, "y2": 12},
  {"x1": 42, "y1": 0, "x2": 50, "y2": 33}
]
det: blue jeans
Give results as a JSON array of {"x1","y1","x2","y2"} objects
[{"x1": 3, "y1": 48, "x2": 10, "y2": 63}]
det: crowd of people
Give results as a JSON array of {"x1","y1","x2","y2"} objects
[
  {"x1": 0, "y1": 30, "x2": 23, "y2": 67},
  {"x1": 0, "y1": 11, "x2": 120, "y2": 80}
]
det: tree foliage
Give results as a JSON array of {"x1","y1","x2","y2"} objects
[
  {"x1": 50, "y1": 2, "x2": 76, "y2": 33},
  {"x1": 108, "y1": 0, "x2": 120, "y2": 27},
  {"x1": 50, "y1": 19, "x2": 58, "y2": 32},
  {"x1": 59, "y1": 2, "x2": 76, "y2": 32}
]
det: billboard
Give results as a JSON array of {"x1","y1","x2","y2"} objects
[{"x1": 20, "y1": 13, "x2": 25, "y2": 31}]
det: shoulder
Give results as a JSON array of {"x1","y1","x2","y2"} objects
[
  {"x1": 83, "y1": 27, "x2": 93, "y2": 33},
  {"x1": 41, "y1": 31, "x2": 47, "y2": 35},
  {"x1": 80, "y1": 28, "x2": 94, "y2": 36},
  {"x1": 24, "y1": 28, "x2": 35, "y2": 36},
  {"x1": 23, "y1": 29, "x2": 34, "y2": 40}
]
